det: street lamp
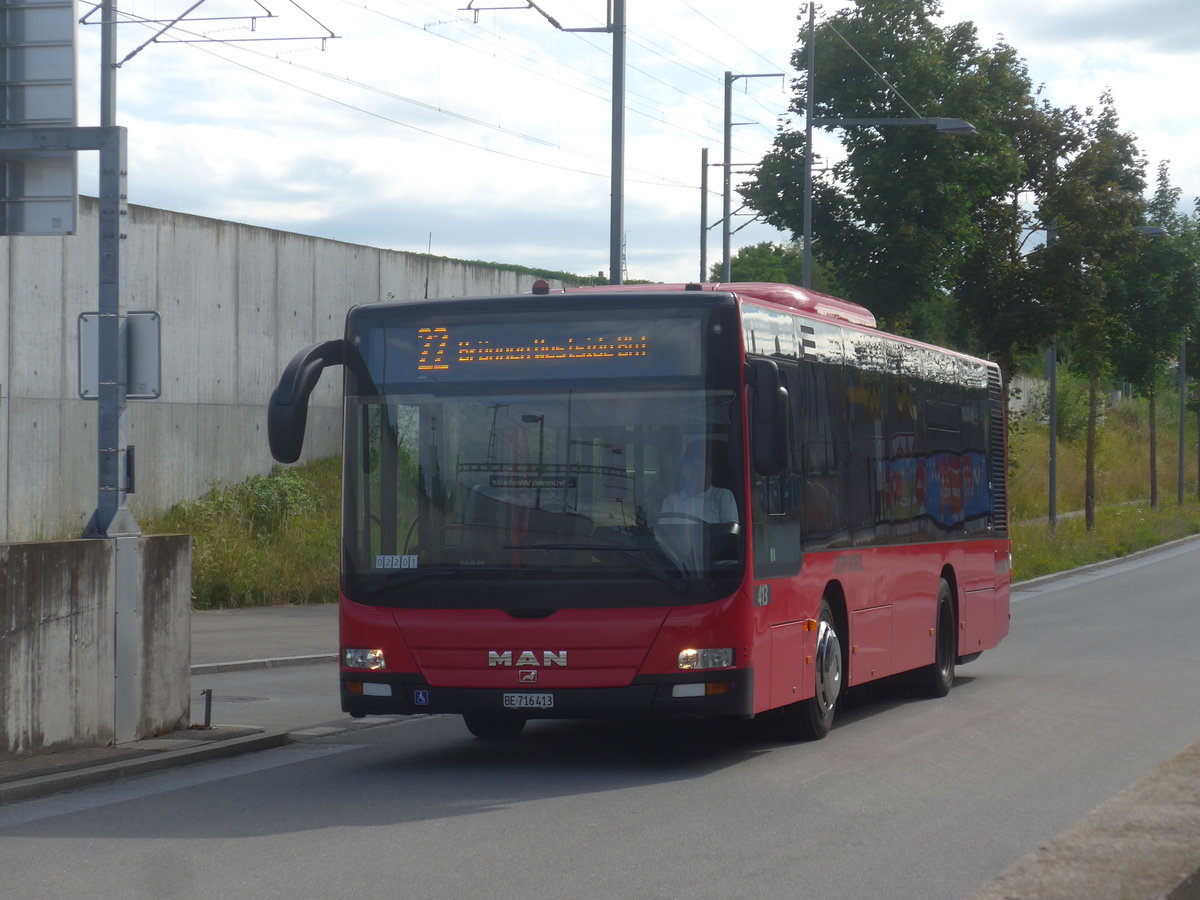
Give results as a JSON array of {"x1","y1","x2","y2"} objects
[
  {"x1": 521, "y1": 414, "x2": 546, "y2": 474},
  {"x1": 815, "y1": 117, "x2": 977, "y2": 133},
  {"x1": 522, "y1": 413, "x2": 546, "y2": 509},
  {"x1": 799, "y1": 3, "x2": 976, "y2": 288}
]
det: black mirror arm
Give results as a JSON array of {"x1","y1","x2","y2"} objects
[{"x1": 268, "y1": 339, "x2": 344, "y2": 463}]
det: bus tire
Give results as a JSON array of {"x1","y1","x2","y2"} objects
[
  {"x1": 913, "y1": 579, "x2": 956, "y2": 698},
  {"x1": 776, "y1": 598, "x2": 842, "y2": 741},
  {"x1": 463, "y1": 713, "x2": 526, "y2": 739}
]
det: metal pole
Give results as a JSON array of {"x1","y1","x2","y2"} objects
[
  {"x1": 700, "y1": 147, "x2": 708, "y2": 282},
  {"x1": 801, "y1": 3, "x2": 816, "y2": 289},
  {"x1": 101, "y1": 0, "x2": 117, "y2": 127},
  {"x1": 86, "y1": 0, "x2": 137, "y2": 537},
  {"x1": 722, "y1": 70, "x2": 781, "y2": 284},
  {"x1": 608, "y1": 0, "x2": 625, "y2": 285},
  {"x1": 722, "y1": 71, "x2": 732, "y2": 283},
  {"x1": 1179, "y1": 335, "x2": 1187, "y2": 504},
  {"x1": 1047, "y1": 341, "x2": 1057, "y2": 530}
]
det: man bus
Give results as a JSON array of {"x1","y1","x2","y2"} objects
[{"x1": 268, "y1": 281, "x2": 1010, "y2": 740}]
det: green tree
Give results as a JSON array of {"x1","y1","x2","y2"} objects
[
  {"x1": 1031, "y1": 94, "x2": 1147, "y2": 529},
  {"x1": 952, "y1": 71, "x2": 1086, "y2": 381},
  {"x1": 741, "y1": 0, "x2": 1030, "y2": 334},
  {"x1": 709, "y1": 241, "x2": 841, "y2": 292},
  {"x1": 1107, "y1": 163, "x2": 1200, "y2": 507}
]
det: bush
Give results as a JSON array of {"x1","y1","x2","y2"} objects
[{"x1": 144, "y1": 459, "x2": 341, "y2": 609}]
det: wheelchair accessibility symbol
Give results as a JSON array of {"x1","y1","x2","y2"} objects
[{"x1": 414, "y1": 690, "x2": 430, "y2": 706}]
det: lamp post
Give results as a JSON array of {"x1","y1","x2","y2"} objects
[
  {"x1": 799, "y1": 4, "x2": 975, "y2": 288},
  {"x1": 522, "y1": 413, "x2": 546, "y2": 509}
]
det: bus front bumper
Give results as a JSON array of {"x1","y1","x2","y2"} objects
[{"x1": 341, "y1": 671, "x2": 754, "y2": 720}]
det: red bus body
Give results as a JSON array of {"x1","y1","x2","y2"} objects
[{"x1": 270, "y1": 282, "x2": 1010, "y2": 738}]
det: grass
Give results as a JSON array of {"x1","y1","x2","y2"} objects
[
  {"x1": 147, "y1": 372, "x2": 1200, "y2": 607},
  {"x1": 1008, "y1": 369, "x2": 1200, "y2": 581},
  {"x1": 143, "y1": 457, "x2": 341, "y2": 609},
  {"x1": 1012, "y1": 501, "x2": 1200, "y2": 582}
]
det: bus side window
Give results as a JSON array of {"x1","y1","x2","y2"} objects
[
  {"x1": 798, "y1": 357, "x2": 848, "y2": 550},
  {"x1": 845, "y1": 362, "x2": 883, "y2": 546},
  {"x1": 751, "y1": 361, "x2": 802, "y2": 578}
]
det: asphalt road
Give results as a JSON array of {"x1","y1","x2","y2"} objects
[{"x1": 3, "y1": 540, "x2": 1199, "y2": 899}]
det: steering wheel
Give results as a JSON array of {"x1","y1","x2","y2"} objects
[{"x1": 658, "y1": 512, "x2": 708, "y2": 525}]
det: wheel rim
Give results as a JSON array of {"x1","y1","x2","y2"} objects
[{"x1": 814, "y1": 618, "x2": 842, "y2": 713}]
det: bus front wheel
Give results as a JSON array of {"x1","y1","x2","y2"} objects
[
  {"x1": 463, "y1": 713, "x2": 526, "y2": 739},
  {"x1": 776, "y1": 598, "x2": 842, "y2": 741}
]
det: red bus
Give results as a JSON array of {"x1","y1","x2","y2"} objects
[{"x1": 268, "y1": 281, "x2": 1010, "y2": 740}]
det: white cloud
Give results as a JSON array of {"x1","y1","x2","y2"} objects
[{"x1": 70, "y1": 0, "x2": 1199, "y2": 285}]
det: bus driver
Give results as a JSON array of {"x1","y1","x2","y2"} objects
[{"x1": 659, "y1": 441, "x2": 738, "y2": 525}]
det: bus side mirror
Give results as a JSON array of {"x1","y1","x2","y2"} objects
[
  {"x1": 268, "y1": 339, "x2": 345, "y2": 464},
  {"x1": 749, "y1": 357, "x2": 789, "y2": 476}
]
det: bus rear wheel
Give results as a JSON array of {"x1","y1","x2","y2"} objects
[
  {"x1": 463, "y1": 713, "x2": 526, "y2": 739},
  {"x1": 912, "y1": 579, "x2": 956, "y2": 698},
  {"x1": 776, "y1": 598, "x2": 842, "y2": 741}
]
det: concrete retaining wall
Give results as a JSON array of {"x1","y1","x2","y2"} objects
[
  {"x1": 0, "y1": 198, "x2": 565, "y2": 542},
  {"x1": 0, "y1": 534, "x2": 191, "y2": 759}
]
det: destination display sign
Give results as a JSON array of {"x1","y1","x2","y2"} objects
[
  {"x1": 379, "y1": 317, "x2": 704, "y2": 382},
  {"x1": 417, "y1": 326, "x2": 650, "y2": 371}
]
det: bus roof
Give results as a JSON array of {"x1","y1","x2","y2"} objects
[{"x1": 561, "y1": 282, "x2": 877, "y2": 329}]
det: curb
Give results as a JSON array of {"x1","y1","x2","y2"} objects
[
  {"x1": 0, "y1": 729, "x2": 291, "y2": 806},
  {"x1": 191, "y1": 653, "x2": 337, "y2": 675}
]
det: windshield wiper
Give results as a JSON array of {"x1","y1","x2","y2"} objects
[
  {"x1": 363, "y1": 564, "x2": 571, "y2": 594},
  {"x1": 503, "y1": 542, "x2": 689, "y2": 594}
]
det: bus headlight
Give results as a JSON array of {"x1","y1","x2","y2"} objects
[
  {"x1": 678, "y1": 648, "x2": 734, "y2": 670},
  {"x1": 344, "y1": 648, "x2": 386, "y2": 670}
]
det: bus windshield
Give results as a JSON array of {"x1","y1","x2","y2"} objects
[{"x1": 341, "y1": 303, "x2": 746, "y2": 610}]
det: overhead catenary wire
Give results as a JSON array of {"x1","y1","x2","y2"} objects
[
  {"x1": 343, "y1": 0, "x2": 735, "y2": 147},
  {"x1": 107, "y1": 9, "x2": 702, "y2": 189},
  {"x1": 378, "y1": 0, "x2": 781, "y2": 147},
  {"x1": 678, "y1": 0, "x2": 785, "y2": 72},
  {"x1": 384, "y1": 0, "x2": 787, "y2": 144},
  {"x1": 94, "y1": 0, "x2": 795, "y2": 207}
]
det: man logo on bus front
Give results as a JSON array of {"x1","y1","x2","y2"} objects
[{"x1": 488, "y1": 650, "x2": 569, "y2": 667}]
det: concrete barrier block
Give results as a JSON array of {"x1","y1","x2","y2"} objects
[
  {"x1": 137, "y1": 534, "x2": 192, "y2": 737},
  {"x1": 1, "y1": 535, "x2": 192, "y2": 757},
  {"x1": 1, "y1": 540, "x2": 117, "y2": 758}
]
